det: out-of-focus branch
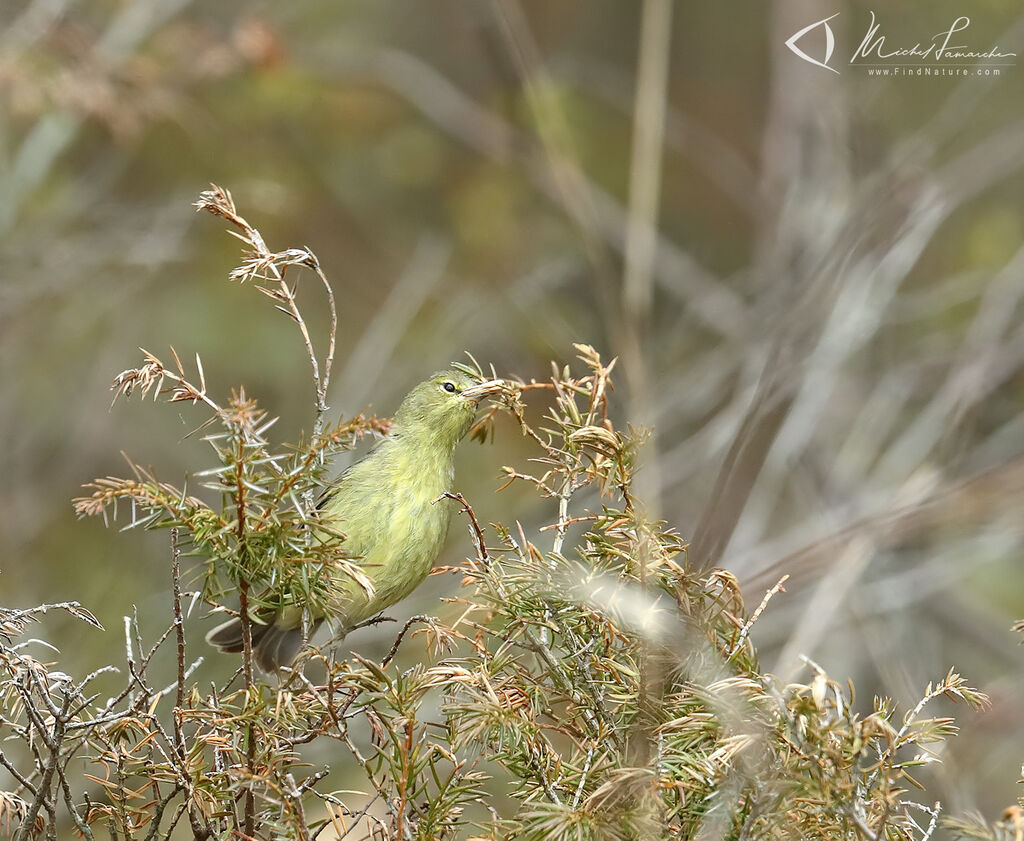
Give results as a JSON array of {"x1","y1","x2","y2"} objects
[
  {"x1": 553, "y1": 56, "x2": 763, "y2": 219},
  {"x1": 623, "y1": 0, "x2": 673, "y2": 327},
  {"x1": 320, "y1": 48, "x2": 748, "y2": 338},
  {"x1": 621, "y1": 0, "x2": 673, "y2": 520},
  {"x1": 741, "y1": 454, "x2": 1024, "y2": 590},
  {"x1": 0, "y1": 0, "x2": 198, "y2": 234},
  {"x1": 333, "y1": 235, "x2": 450, "y2": 412},
  {"x1": 686, "y1": 0, "x2": 849, "y2": 571}
]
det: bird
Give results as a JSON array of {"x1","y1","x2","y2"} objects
[{"x1": 206, "y1": 369, "x2": 503, "y2": 671}]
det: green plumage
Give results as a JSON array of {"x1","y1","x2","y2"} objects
[{"x1": 206, "y1": 369, "x2": 487, "y2": 671}]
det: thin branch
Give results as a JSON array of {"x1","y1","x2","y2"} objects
[{"x1": 437, "y1": 492, "x2": 488, "y2": 562}]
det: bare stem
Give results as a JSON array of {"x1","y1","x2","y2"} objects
[
  {"x1": 239, "y1": 579, "x2": 256, "y2": 838},
  {"x1": 171, "y1": 528, "x2": 186, "y2": 753},
  {"x1": 310, "y1": 261, "x2": 337, "y2": 438},
  {"x1": 381, "y1": 615, "x2": 432, "y2": 669},
  {"x1": 232, "y1": 424, "x2": 257, "y2": 839},
  {"x1": 438, "y1": 491, "x2": 488, "y2": 562},
  {"x1": 552, "y1": 485, "x2": 570, "y2": 557},
  {"x1": 195, "y1": 185, "x2": 337, "y2": 445}
]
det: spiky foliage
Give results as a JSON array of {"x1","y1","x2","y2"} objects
[
  {"x1": 0, "y1": 188, "x2": 1004, "y2": 841},
  {"x1": 73, "y1": 187, "x2": 384, "y2": 627}
]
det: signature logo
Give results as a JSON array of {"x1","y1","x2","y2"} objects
[
  {"x1": 851, "y1": 11, "x2": 1016, "y2": 64},
  {"x1": 785, "y1": 13, "x2": 840, "y2": 73},
  {"x1": 786, "y1": 11, "x2": 1017, "y2": 75}
]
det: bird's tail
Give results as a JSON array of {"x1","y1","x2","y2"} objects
[{"x1": 206, "y1": 613, "x2": 321, "y2": 672}]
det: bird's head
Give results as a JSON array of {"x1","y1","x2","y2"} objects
[{"x1": 392, "y1": 369, "x2": 504, "y2": 452}]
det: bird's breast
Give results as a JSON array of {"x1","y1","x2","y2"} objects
[{"x1": 320, "y1": 443, "x2": 455, "y2": 619}]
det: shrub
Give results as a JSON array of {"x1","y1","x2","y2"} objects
[{"x1": 0, "y1": 188, "x2": 1000, "y2": 841}]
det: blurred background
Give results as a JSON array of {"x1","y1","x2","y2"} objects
[{"x1": 2, "y1": 0, "x2": 1024, "y2": 824}]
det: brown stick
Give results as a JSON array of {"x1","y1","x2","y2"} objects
[{"x1": 437, "y1": 491, "x2": 488, "y2": 562}]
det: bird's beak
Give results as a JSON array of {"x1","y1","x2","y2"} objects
[{"x1": 461, "y1": 379, "x2": 506, "y2": 402}]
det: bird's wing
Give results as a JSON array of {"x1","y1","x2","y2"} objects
[{"x1": 315, "y1": 436, "x2": 389, "y2": 510}]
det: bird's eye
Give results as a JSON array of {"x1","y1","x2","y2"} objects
[{"x1": 442, "y1": 381, "x2": 457, "y2": 393}]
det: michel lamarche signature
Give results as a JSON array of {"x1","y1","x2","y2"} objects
[
  {"x1": 852, "y1": 11, "x2": 1016, "y2": 64},
  {"x1": 788, "y1": 11, "x2": 1017, "y2": 74}
]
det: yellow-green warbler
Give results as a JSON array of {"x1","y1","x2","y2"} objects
[{"x1": 206, "y1": 369, "x2": 502, "y2": 671}]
